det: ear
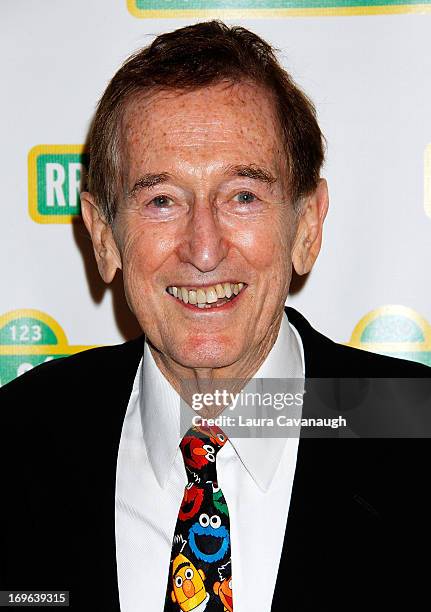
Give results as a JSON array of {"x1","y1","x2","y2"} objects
[
  {"x1": 291, "y1": 178, "x2": 329, "y2": 276},
  {"x1": 80, "y1": 192, "x2": 122, "y2": 283}
]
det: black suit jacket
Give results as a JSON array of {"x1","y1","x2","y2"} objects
[{"x1": 0, "y1": 307, "x2": 430, "y2": 611}]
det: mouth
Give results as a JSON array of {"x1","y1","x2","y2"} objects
[
  {"x1": 224, "y1": 595, "x2": 233, "y2": 609},
  {"x1": 166, "y1": 282, "x2": 247, "y2": 310},
  {"x1": 194, "y1": 533, "x2": 224, "y2": 554}
]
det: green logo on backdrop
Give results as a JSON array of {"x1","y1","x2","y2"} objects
[
  {"x1": 0, "y1": 310, "x2": 95, "y2": 387},
  {"x1": 348, "y1": 305, "x2": 431, "y2": 367},
  {"x1": 28, "y1": 145, "x2": 87, "y2": 224},
  {"x1": 128, "y1": 0, "x2": 431, "y2": 18}
]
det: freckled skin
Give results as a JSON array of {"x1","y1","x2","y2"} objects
[
  {"x1": 83, "y1": 79, "x2": 329, "y2": 392},
  {"x1": 110, "y1": 81, "x2": 299, "y2": 383}
]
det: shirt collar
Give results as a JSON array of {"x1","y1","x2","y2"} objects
[{"x1": 140, "y1": 311, "x2": 304, "y2": 490}]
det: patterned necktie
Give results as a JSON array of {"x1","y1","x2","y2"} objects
[{"x1": 164, "y1": 424, "x2": 233, "y2": 612}]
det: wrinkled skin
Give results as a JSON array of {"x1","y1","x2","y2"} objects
[{"x1": 81, "y1": 81, "x2": 328, "y2": 394}]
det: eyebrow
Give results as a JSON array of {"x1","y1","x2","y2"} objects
[
  {"x1": 128, "y1": 164, "x2": 277, "y2": 198},
  {"x1": 173, "y1": 562, "x2": 190, "y2": 578},
  {"x1": 128, "y1": 173, "x2": 171, "y2": 198},
  {"x1": 226, "y1": 164, "x2": 277, "y2": 185}
]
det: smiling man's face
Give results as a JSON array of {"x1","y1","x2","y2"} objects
[{"x1": 82, "y1": 81, "x2": 326, "y2": 375}]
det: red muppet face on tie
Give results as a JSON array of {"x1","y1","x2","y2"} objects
[{"x1": 181, "y1": 425, "x2": 227, "y2": 471}]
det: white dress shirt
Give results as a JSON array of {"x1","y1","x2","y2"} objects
[{"x1": 115, "y1": 312, "x2": 305, "y2": 612}]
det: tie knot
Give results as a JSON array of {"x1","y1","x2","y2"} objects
[{"x1": 180, "y1": 424, "x2": 228, "y2": 484}]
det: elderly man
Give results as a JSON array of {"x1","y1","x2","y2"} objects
[{"x1": 1, "y1": 20, "x2": 429, "y2": 612}]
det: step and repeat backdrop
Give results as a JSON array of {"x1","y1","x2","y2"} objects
[{"x1": 1, "y1": 0, "x2": 431, "y2": 385}]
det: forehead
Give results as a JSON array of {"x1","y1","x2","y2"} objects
[{"x1": 121, "y1": 81, "x2": 285, "y2": 177}]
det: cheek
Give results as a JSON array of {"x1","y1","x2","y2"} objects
[
  {"x1": 118, "y1": 218, "x2": 176, "y2": 281},
  {"x1": 235, "y1": 210, "x2": 293, "y2": 270}
]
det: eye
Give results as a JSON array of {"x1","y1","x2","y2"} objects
[
  {"x1": 149, "y1": 195, "x2": 173, "y2": 208},
  {"x1": 212, "y1": 483, "x2": 220, "y2": 493},
  {"x1": 203, "y1": 444, "x2": 215, "y2": 462},
  {"x1": 217, "y1": 433, "x2": 225, "y2": 443},
  {"x1": 228, "y1": 579, "x2": 232, "y2": 590},
  {"x1": 210, "y1": 515, "x2": 221, "y2": 528},
  {"x1": 233, "y1": 191, "x2": 256, "y2": 204},
  {"x1": 184, "y1": 568, "x2": 194, "y2": 580},
  {"x1": 220, "y1": 189, "x2": 264, "y2": 216},
  {"x1": 199, "y1": 513, "x2": 210, "y2": 527},
  {"x1": 175, "y1": 576, "x2": 183, "y2": 588}
]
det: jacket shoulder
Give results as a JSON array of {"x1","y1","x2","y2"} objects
[
  {"x1": 286, "y1": 306, "x2": 430, "y2": 377},
  {"x1": 329, "y1": 340, "x2": 430, "y2": 376},
  {"x1": 0, "y1": 335, "x2": 145, "y2": 400}
]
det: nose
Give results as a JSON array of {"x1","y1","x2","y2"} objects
[
  {"x1": 177, "y1": 200, "x2": 229, "y2": 272},
  {"x1": 182, "y1": 579, "x2": 195, "y2": 598}
]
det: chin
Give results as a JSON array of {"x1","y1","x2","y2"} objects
[{"x1": 173, "y1": 340, "x2": 240, "y2": 371}]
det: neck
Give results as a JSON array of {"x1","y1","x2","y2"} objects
[{"x1": 148, "y1": 311, "x2": 284, "y2": 417}]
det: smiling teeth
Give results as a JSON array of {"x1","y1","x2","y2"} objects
[
  {"x1": 167, "y1": 282, "x2": 245, "y2": 305},
  {"x1": 224, "y1": 283, "x2": 232, "y2": 298},
  {"x1": 181, "y1": 287, "x2": 189, "y2": 304},
  {"x1": 196, "y1": 289, "x2": 206, "y2": 304},
  {"x1": 206, "y1": 287, "x2": 218, "y2": 303}
]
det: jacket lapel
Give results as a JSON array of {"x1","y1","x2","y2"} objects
[
  {"x1": 271, "y1": 308, "x2": 352, "y2": 609},
  {"x1": 85, "y1": 336, "x2": 145, "y2": 610}
]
